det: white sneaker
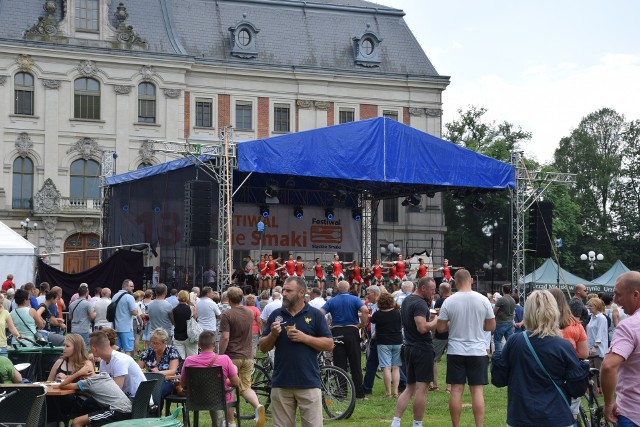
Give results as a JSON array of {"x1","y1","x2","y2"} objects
[{"x1": 255, "y1": 404, "x2": 265, "y2": 427}]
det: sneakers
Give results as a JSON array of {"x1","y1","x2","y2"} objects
[{"x1": 255, "y1": 404, "x2": 265, "y2": 427}]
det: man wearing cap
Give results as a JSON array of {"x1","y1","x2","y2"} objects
[{"x1": 68, "y1": 284, "x2": 96, "y2": 348}]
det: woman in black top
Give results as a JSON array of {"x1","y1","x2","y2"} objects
[
  {"x1": 172, "y1": 290, "x2": 198, "y2": 358},
  {"x1": 371, "y1": 293, "x2": 403, "y2": 398}
]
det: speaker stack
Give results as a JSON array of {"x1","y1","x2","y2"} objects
[
  {"x1": 184, "y1": 180, "x2": 212, "y2": 247},
  {"x1": 527, "y1": 201, "x2": 553, "y2": 258}
]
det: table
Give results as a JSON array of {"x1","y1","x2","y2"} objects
[{"x1": 43, "y1": 384, "x2": 75, "y2": 396}]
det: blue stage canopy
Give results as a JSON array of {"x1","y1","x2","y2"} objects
[{"x1": 237, "y1": 117, "x2": 515, "y2": 189}]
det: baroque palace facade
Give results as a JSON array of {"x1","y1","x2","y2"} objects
[{"x1": 0, "y1": 0, "x2": 449, "y2": 273}]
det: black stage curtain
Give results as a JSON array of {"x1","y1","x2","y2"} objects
[{"x1": 37, "y1": 250, "x2": 144, "y2": 303}]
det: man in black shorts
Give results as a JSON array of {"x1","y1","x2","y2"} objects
[
  {"x1": 437, "y1": 269, "x2": 495, "y2": 427},
  {"x1": 390, "y1": 277, "x2": 438, "y2": 427}
]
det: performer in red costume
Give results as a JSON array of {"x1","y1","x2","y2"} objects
[
  {"x1": 348, "y1": 260, "x2": 364, "y2": 296},
  {"x1": 439, "y1": 258, "x2": 463, "y2": 284},
  {"x1": 295, "y1": 256, "x2": 305, "y2": 278},
  {"x1": 410, "y1": 258, "x2": 429, "y2": 280},
  {"x1": 328, "y1": 254, "x2": 352, "y2": 289},
  {"x1": 313, "y1": 258, "x2": 326, "y2": 291},
  {"x1": 258, "y1": 254, "x2": 268, "y2": 291},
  {"x1": 265, "y1": 254, "x2": 280, "y2": 290},
  {"x1": 283, "y1": 253, "x2": 296, "y2": 277}
]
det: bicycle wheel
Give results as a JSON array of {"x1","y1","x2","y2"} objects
[
  {"x1": 320, "y1": 365, "x2": 356, "y2": 421},
  {"x1": 577, "y1": 404, "x2": 589, "y2": 427},
  {"x1": 238, "y1": 364, "x2": 272, "y2": 420}
]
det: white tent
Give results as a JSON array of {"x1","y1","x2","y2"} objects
[{"x1": 0, "y1": 221, "x2": 36, "y2": 287}]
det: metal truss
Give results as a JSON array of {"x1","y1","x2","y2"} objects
[
  {"x1": 149, "y1": 129, "x2": 236, "y2": 289},
  {"x1": 510, "y1": 151, "x2": 576, "y2": 299},
  {"x1": 361, "y1": 195, "x2": 373, "y2": 267}
]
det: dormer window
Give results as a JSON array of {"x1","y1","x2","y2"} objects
[
  {"x1": 229, "y1": 14, "x2": 259, "y2": 59},
  {"x1": 76, "y1": 0, "x2": 99, "y2": 32},
  {"x1": 353, "y1": 24, "x2": 383, "y2": 67}
]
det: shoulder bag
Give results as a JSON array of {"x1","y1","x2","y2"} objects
[
  {"x1": 67, "y1": 299, "x2": 83, "y2": 333},
  {"x1": 14, "y1": 308, "x2": 46, "y2": 345},
  {"x1": 106, "y1": 291, "x2": 128, "y2": 323},
  {"x1": 523, "y1": 332, "x2": 576, "y2": 427},
  {"x1": 186, "y1": 306, "x2": 203, "y2": 343}
]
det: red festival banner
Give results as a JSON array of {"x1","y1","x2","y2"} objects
[{"x1": 232, "y1": 204, "x2": 361, "y2": 252}]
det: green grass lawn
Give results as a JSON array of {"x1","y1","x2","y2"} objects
[{"x1": 178, "y1": 355, "x2": 510, "y2": 426}]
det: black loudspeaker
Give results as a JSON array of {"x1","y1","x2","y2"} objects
[
  {"x1": 142, "y1": 266, "x2": 153, "y2": 281},
  {"x1": 527, "y1": 201, "x2": 553, "y2": 258},
  {"x1": 185, "y1": 181, "x2": 212, "y2": 246}
]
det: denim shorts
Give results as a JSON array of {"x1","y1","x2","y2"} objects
[
  {"x1": 377, "y1": 344, "x2": 402, "y2": 368},
  {"x1": 116, "y1": 331, "x2": 135, "y2": 352}
]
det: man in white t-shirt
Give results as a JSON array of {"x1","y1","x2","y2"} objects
[
  {"x1": 196, "y1": 286, "x2": 221, "y2": 332},
  {"x1": 436, "y1": 269, "x2": 495, "y2": 427},
  {"x1": 308, "y1": 287, "x2": 325, "y2": 310},
  {"x1": 91, "y1": 330, "x2": 146, "y2": 398},
  {"x1": 260, "y1": 292, "x2": 282, "y2": 322}
]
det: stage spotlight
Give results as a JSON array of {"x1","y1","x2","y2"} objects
[
  {"x1": 426, "y1": 190, "x2": 436, "y2": 198},
  {"x1": 401, "y1": 193, "x2": 421, "y2": 207},
  {"x1": 265, "y1": 181, "x2": 279, "y2": 198},
  {"x1": 352, "y1": 208, "x2": 362, "y2": 221},
  {"x1": 333, "y1": 188, "x2": 348, "y2": 203},
  {"x1": 472, "y1": 197, "x2": 486, "y2": 211},
  {"x1": 259, "y1": 205, "x2": 270, "y2": 217},
  {"x1": 293, "y1": 206, "x2": 304, "y2": 219},
  {"x1": 325, "y1": 208, "x2": 335, "y2": 220},
  {"x1": 319, "y1": 180, "x2": 329, "y2": 190},
  {"x1": 285, "y1": 176, "x2": 296, "y2": 188}
]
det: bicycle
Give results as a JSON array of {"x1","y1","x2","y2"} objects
[
  {"x1": 577, "y1": 367, "x2": 612, "y2": 427},
  {"x1": 238, "y1": 362, "x2": 272, "y2": 421},
  {"x1": 317, "y1": 336, "x2": 356, "y2": 421}
]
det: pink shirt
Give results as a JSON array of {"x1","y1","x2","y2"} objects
[
  {"x1": 181, "y1": 351, "x2": 237, "y2": 403},
  {"x1": 609, "y1": 307, "x2": 640, "y2": 425}
]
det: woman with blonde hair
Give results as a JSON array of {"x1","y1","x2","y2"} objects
[
  {"x1": 491, "y1": 290, "x2": 588, "y2": 427},
  {"x1": 586, "y1": 297, "x2": 608, "y2": 369},
  {"x1": 48, "y1": 333, "x2": 93, "y2": 382},
  {"x1": 138, "y1": 328, "x2": 181, "y2": 398},
  {"x1": 173, "y1": 290, "x2": 198, "y2": 358}
]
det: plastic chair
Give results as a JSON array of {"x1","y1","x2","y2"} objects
[
  {"x1": 26, "y1": 393, "x2": 46, "y2": 427},
  {"x1": 131, "y1": 379, "x2": 159, "y2": 419},
  {"x1": 164, "y1": 393, "x2": 188, "y2": 426},
  {"x1": 184, "y1": 366, "x2": 240, "y2": 427},
  {"x1": 0, "y1": 386, "x2": 46, "y2": 425},
  {"x1": 144, "y1": 372, "x2": 166, "y2": 416}
]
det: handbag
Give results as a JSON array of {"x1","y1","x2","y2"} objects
[
  {"x1": 186, "y1": 312, "x2": 203, "y2": 343},
  {"x1": 523, "y1": 332, "x2": 576, "y2": 427},
  {"x1": 14, "y1": 309, "x2": 47, "y2": 345}
]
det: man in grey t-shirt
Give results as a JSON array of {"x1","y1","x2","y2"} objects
[
  {"x1": 493, "y1": 284, "x2": 515, "y2": 352},
  {"x1": 93, "y1": 288, "x2": 112, "y2": 330},
  {"x1": 146, "y1": 283, "x2": 174, "y2": 341},
  {"x1": 68, "y1": 285, "x2": 96, "y2": 348}
]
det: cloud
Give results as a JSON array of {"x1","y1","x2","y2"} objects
[{"x1": 443, "y1": 53, "x2": 640, "y2": 164}]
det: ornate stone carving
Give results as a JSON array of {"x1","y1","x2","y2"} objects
[
  {"x1": 113, "y1": 85, "x2": 132, "y2": 95},
  {"x1": 112, "y1": 3, "x2": 147, "y2": 49},
  {"x1": 66, "y1": 137, "x2": 104, "y2": 160},
  {"x1": 26, "y1": 16, "x2": 59, "y2": 38},
  {"x1": 43, "y1": 0, "x2": 57, "y2": 15},
  {"x1": 42, "y1": 79, "x2": 61, "y2": 89},
  {"x1": 42, "y1": 216, "x2": 57, "y2": 255},
  {"x1": 33, "y1": 179, "x2": 62, "y2": 214},
  {"x1": 77, "y1": 60, "x2": 99, "y2": 77},
  {"x1": 296, "y1": 100, "x2": 313, "y2": 109},
  {"x1": 139, "y1": 139, "x2": 155, "y2": 163},
  {"x1": 140, "y1": 65, "x2": 156, "y2": 81},
  {"x1": 0, "y1": 76, "x2": 6, "y2": 86},
  {"x1": 15, "y1": 133, "x2": 33, "y2": 158},
  {"x1": 163, "y1": 88, "x2": 181, "y2": 99},
  {"x1": 425, "y1": 108, "x2": 443, "y2": 117},
  {"x1": 409, "y1": 107, "x2": 424, "y2": 117},
  {"x1": 17, "y1": 55, "x2": 34, "y2": 72},
  {"x1": 314, "y1": 101, "x2": 330, "y2": 111}
]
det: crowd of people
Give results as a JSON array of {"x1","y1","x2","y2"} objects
[{"x1": 1, "y1": 262, "x2": 639, "y2": 427}]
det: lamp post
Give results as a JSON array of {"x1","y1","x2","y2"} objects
[
  {"x1": 483, "y1": 260, "x2": 502, "y2": 294},
  {"x1": 20, "y1": 217, "x2": 37, "y2": 239},
  {"x1": 580, "y1": 250, "x2": 603, "y2": 281}
]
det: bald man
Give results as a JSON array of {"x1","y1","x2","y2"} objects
[{"x1": 570, "y1": 284, "x2": 590, "y2": 329}]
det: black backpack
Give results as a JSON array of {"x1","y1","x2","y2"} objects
[{"x1": 106, "y1": 292, "x2": 128, "y2": 323}]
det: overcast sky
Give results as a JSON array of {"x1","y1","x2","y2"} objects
[{"x1": 375, "y1": 0, "x2": 640, "y2": 164}]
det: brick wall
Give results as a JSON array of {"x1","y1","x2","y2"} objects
[
  {"x1": 403, "y1": 107, "x2": 410, "y2": 126},
  {"x1": 360, "y1": 103, "x2": 377, "y2": 119},
  {"x1": 258, "y1": 97, "x2": 269, "y2": 138},
  {"x1": 184, "y1": 91, "x2": 190, "y2": 139},
  {"x1": 327, "y1": 102, "x2": 334, "y2": 126},
  {"x1": 218, "y1": 94, "x2": 230, "y2": 128}
]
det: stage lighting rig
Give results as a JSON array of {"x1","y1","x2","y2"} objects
[
  {"x1": 293, "y1": 206, "x2": 304, "y2": 219},
  {"x1": 325, "y1": 208, "x2": 335, "y2": 220},
  {"x1": 333, "y1": 188, "x2": 348, "y2": 203},
  {"x1": 472, "y1": 197, "x2": 486, "y2": 211},
  {"x1": 401, "y1": 193, "x2": 421, "y2": 207},
  {"x1": 352, "y1": 208, "x2": 362, "y2": 221},
  {"x1": 259, "y1": 205, "x2": 270, "y2": 217},
  {"x1": 265, "y1": 181, "x2": 279, "y2": 198}
]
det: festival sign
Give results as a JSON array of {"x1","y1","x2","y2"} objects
[{"x1": 231, "y1": 204, "x2": 361, "y2": 252}]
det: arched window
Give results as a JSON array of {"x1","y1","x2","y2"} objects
[
  {"x1": 74, "y1": 77, "x2": 101, "y2": 120},
  {"x1": 76, "y1": 0, "x2": 99, "y2": 31},
  {"x1": 138, "y1": 82, "x2": 156, "y2": 123},
  {"x1": 14, "y1": 72, "x2": 34, "y2": 116},
  {"x1": 12, "y1": 157, "x2": 34, "y2": 209},
  {"x1": 70, "y1": 159, "x2": 100, "y2": 199}
]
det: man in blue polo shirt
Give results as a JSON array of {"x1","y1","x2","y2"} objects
[
  {"x1": 320, "y1": 280, "x2": 369, "y2": 399},
  {"x1": 260, "y1": 276, "x2": 333, "y2": 427},
  {"x1": 112, "y1": 279, "x2": 140, "y2": 355}
]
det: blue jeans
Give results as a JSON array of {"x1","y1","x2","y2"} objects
[
  {"x1": 617, "y1": 415, "x2": 640, "y2": 427},
  {"x1": 494, "y1": 322, "x2": 514, "y2": 353},
  {"x1": 363, "y1": 339, "x2": 378, "y2": 394}
]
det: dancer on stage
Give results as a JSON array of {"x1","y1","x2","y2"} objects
[
  {"x1": 388, "y1": 265, "x2": 400, "y2": 291},
  {"x1": 283, "y1": 253, "x2": 297, "y2": 278},
  {"x1": 409, "y1": 258, "x2": 429, "y2": 280},
  {"x1": 328, "y1": 254, "x2": 352, "y2": 289},
  {"x1": 265, "y1": 254, "x2": 281, "y2": 291},
  {"x1": 294, "y1": 256, "x2": 306, "y2": 278},
  {"x1": 439, "y1": 258, "x2": 463, "y2": 284},
  {"x1": 258, "y1": 255, "x2": 268, "y2": 291},
  {"x1": 384, "y1": 254, "x2": 409, "y2": 286},
  {"x1": 313, "y1": 258, "x2": 327, "y2": 291},
  {"x1": 347, "y1": 260, "x2": 365, "y2": 296}
]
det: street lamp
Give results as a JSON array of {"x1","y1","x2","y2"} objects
[
  {"x1": 580, "y1": 250, "x2": 603, "y2": 281},
  {"x1": 20, "y1": 217, "x2": 37, "y2": 239},
  {"x1": 483, "y1": 260, "x2": 503, "y2": 294}
]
